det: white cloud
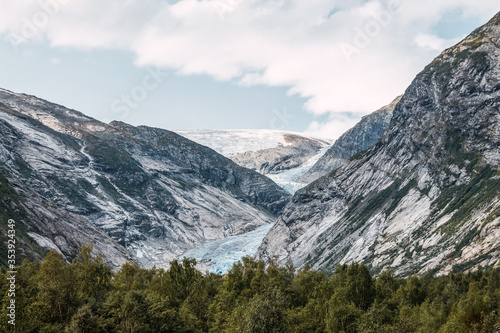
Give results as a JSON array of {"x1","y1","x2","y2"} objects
[
  {"x1": 50, "y1": 57, "x2": 61, "y2": 64},
  {"x1": 303, "y1": 113, "x2": 363, "y2": 140},
  {"x1": 0, "y1": 0, "x2": 499, "y2": 138},
  {"x1": 415, "y1": 34, "x2": 454, "y2": 51}
]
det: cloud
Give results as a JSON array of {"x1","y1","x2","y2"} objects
[
  {"x1": 414, "y1": 34, "x2": 454, "y2": 50},
  {"x1": 303, "y1": 113, "x2": 363, "y2": 140},
  {"x1": 1, "y1": 0, "x2": 499, "y2": 138}
]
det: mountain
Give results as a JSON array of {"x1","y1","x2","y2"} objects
[
  {"x1": 0, "y1": 89, "x2": 291, "y2": 269},
  {"x1": 256, "y1": 12, "x2": 500, "y2": 276},
  {"x1": 299, "y1": 96, "x2": 401, "y2": 184},
  {"x1": 176, "y1": 129, "x2": 332, "y2": 193}
]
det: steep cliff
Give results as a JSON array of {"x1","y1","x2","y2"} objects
[
  {"x1": 299, "y1": 96, "x2": 401, "y2": 184},
  {"x1": 257, "y1": 12, "x2": 500, "y2": 276}
]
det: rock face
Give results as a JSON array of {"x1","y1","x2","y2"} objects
[
  {"x1": 0, "y1": 90, "x2": 291, "y2": 269},
  {"x1": 299, "y1": 96, "x2": 401, "y2": 184},
  {"x1": 256, "y1": 12, "x2": 500, "y2": 276},
  {"x1": 176, "y1": 129, "x2": 332, "y2": 193}
]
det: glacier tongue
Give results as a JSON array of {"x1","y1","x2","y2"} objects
[
  {"x1": 172, "y1": 130, "x2": 333, "y2": 272},
  {"x1": 268, "y1": 145, "x2": 331, "y2": 194},
  {"x1": 181, "y1": 223, "x2": 274, "y2": 274}
]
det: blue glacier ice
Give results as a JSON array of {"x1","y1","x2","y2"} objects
[{"x1": 181, "y1": 223, "x2": 274, "y2": 274}]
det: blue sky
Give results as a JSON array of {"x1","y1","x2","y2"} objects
[
  {"x1": 0, "y1": 0, "x2": 499, "y2": 139},
  {"x1": 0, "y1": 42, "x2": 316, "y2": 131}
]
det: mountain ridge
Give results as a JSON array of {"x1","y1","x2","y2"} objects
[
  {"x1": 0, "y1": 89, "x2": 291, "y2": 269},
  {"x1": 256, "y1": 11, "x2": 500, "y2": 276},
  {"x1": 299, "y1": 95, "x2": 401, "y2": 184}
]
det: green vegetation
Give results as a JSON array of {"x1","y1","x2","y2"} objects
[
  {"x1": 344, "y1": 178, "x2": 417, "y2": 228},
  {"x1": 85, "y1": 138, "x2": 151, "y2": 198},
  {"x1": 344, "y1": 180, "x2": 399, "y2": 226},
  {"x1": 85, "y1": 138, "x2": 141, "y2": 174},
  {"x1": 443, "y1": 128, "x2": 481, "y2": 173},
  {"x1": 385, "y1": 179, "x2": 418, "y2": 217},
  {"x1": 349, "y1": 147, "x2": 373, "y2": 162},
  {"x1": 421, "y1": 42, "x2": 490, "y2": 83},
  {"x1": 96, "y1": 176, "x2": 123, "y2": 201},
  {"x1": 3, "y1": 247, "x2": 500, "y2": 332},
  {"x1": 12, "y1": 155, "x2": 34, "y2": 179},
  {"x1": 433, "y1": 166, "x2": 500, "y2": 232}
]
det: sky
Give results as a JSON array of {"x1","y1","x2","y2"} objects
[{"x1": 0, "y1": 0, "x2": 499, "y2": 140}]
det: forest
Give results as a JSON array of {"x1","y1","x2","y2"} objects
[{"x1": 1, "y1": 245, "x2": 500, "y2": 333}]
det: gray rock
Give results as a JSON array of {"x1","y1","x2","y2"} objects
[
  {"x1": 0, "y1": 92, "x2": 291, "y2": 269},
  {"x1": 256, "y1": 12, "x2": 500, "y2": 276},
  {"x1": 299, "y1": 96, "x2": 401, "y2": 184}
]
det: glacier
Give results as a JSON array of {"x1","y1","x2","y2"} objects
[
  {"x1": 176, "y1": 129, "x2": 332, "y2": 194},
  {"x1": 175, "y1": 129, "x2": 296, "y2": 157},
  {"x1": 181, "y1": 223, "x2": 274, "y2": 274},
  {"x1": 179, "y1": 145, "x2": 331, "y2": 273},
  {"x1": 267, "y1": 145, "x2": 331, "y2": 194},
  {"x1": 175, "y1": 130, "x2": 333, "y2": 273}
]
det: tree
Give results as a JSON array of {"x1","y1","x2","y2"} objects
[
  {"x1": 244, "y1": 288, "x2": 288, "y2": 333},
  {"x1": 396, "y1": 275, "x2": 426, "y2": 307},
  {"x1": 169, "y1": 258, "x2": 200, "y2": 303},
  {"x1": 180, "y1": 273, "x2": 222, "y2": 332},
  {"x1": 66, "y1": 304, "x2": 106, "y2": 333},
  {"x1": 332, "y1": 263, "x2": 375, "y2": 311},
  {"x1": 34, "y1": 250, "x2": 77, "y2": 324},
  {"x1": 326, "y1": 288, "x2": 363, "y2": 333},
  {"x1": 357, "y1": 301, "x2": 395, "y2": 333},
  {"x1": 73, "y1": 244, "x2": 112, "y2": 303},
  {"x1": 114, "y1": 261, "x2": 150, "y2": 292}
]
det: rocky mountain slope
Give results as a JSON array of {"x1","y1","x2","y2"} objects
[
  {"x1": 0, "y1": 89, "x2": 291, "y2": 269},
  {"x1": 176, "y1": 129, "x2": 332, "y2": 193},
  {"x1": 299, "y1": 96, "x2": 401, "y2": 184},
  {"x1": 257, "y1": 12, "x2": 500, "y2": 276}
]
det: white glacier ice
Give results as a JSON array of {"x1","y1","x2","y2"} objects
[
  {"x1": 180, "y1": 223, "x2": 274, "y2": 274},
  {"x1": 175, "y1": 129, "x2": 295, "y2": 156},
  {"x1": 267, "y1": 145, "x2": 331, "y2": 194},
  {"x1": 176, "y1": 129, "x2": 332, "y2": 194},
  {"x1": 174, "y1": 130, "x2": 333, "y2": 273}
]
